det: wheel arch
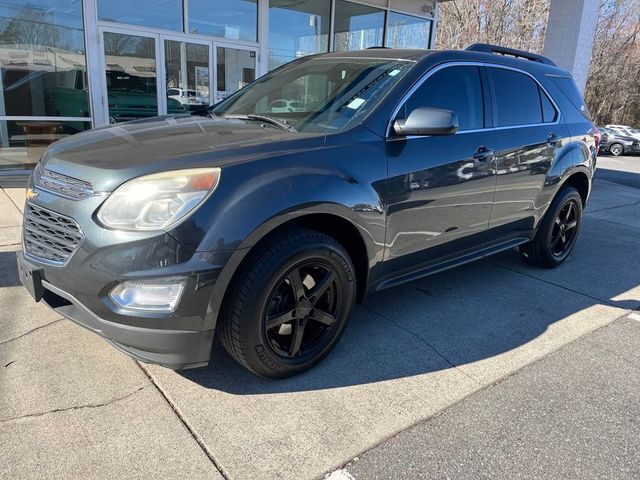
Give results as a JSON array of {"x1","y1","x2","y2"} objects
[{"x1": 205, "y1": 210, "x2": 375, "y2": 331}]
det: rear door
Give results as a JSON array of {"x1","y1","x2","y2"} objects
[
  {"x1": 383, "y1": 65, "x2": 499, "y2": 275},
  {"x1": 486, "y1": 66, "x2": 565, "y2": 237}
]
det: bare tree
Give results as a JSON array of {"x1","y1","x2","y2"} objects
[{"x1": 584, "y1": 0, "x2": 640, "y2": 126}]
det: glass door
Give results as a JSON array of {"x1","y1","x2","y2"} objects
[
  {"x1": 100, "y1": 30, "x2": 160, "y2": 124},
  {"x1": 97, "y1": 28, "x2": 258, "y2": 124},
  {"x1": 214, "y1": 45, "x2": 258, "y2": 103},
  {"x1": 163, "y1": 39, "x2": 211, "y2": 114}
]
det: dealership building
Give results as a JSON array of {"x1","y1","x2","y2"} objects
[{"x1": 0, "y1": 0, "x2": 597, "y2": 176}]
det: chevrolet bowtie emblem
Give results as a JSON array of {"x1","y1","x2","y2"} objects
[{"x1": 26, "y1": 188, "x2": 38, "y2": 201}]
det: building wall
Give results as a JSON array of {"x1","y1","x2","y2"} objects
[{"x1": 543, "y1": 0, "x2": 599, "y2": 92}]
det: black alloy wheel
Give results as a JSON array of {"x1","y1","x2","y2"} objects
[
  {"x1": 520, "y1": 185, "x2": 583, "y2": 268},
  {"x1": 218, "y1": 228, "x2": 355, "y2": 378},
  {"x1": 264, "y1": 262, "x2": 343, "y2": 359},
  {"x1": 549, "y1": 199, "x2": 579, "y2": 259}
]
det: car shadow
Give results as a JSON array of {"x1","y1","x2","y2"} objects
[
  {"x1": 179, "y1": 166, "x2": 640, "y2": 394},
  {"x1": 178, "y1": 243, "x2": 637, "y2": 394}
]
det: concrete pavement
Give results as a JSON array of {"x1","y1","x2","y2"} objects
[{"x1": 0, "y1": 155, "x2": 638, "y2": 480}]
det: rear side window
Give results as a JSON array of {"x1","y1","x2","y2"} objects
[
  {"x1": 403, "y1": 66, "x2": 484, "y2": 131},
  {"x1": 541, "y1": 88, "x2": 557, "y2": 123},
  {"x1": 489, "y1": 68, "x2": 555, "y2": 127},
  {"x1": 549, "y1": 76, "x2": 591, "y2": 119}
]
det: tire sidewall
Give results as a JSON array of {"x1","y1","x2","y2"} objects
[
  {"x1": 237, "y1": 239, "x2": 355, "y2": 377},
  {"x1": 540, "y1": 188, "x2": 583, "y2": 266}
]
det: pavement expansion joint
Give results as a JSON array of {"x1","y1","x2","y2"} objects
[{"x1": 136, "y1": 362, "x2": 232, "y2": 480}]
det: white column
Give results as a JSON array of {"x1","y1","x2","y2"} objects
[{"x1": 543, "y1": 0, "x2": 600, "y2": 92}]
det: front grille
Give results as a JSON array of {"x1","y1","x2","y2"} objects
[
  {"x1": 36, "y1": 168, "x2": 94, "y2": 199},
  {"x1": 23, "y1": 204, "x2": 83, "y2": 265}
]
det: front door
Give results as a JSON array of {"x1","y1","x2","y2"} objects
[{"x1": 383, "y1": 65, "x2": 498, "y2": 276}]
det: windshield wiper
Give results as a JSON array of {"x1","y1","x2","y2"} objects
[{"x1": 225, "y1": 114, "x2": 297, "y2": 133}]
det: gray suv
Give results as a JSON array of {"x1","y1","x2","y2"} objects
[{"x1": 17, "y1": 44, "x2": 597, "y2": 378}]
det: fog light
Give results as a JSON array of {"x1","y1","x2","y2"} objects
[{"x1": 109, "y1": 277, "x2": 187, "y2": 312}]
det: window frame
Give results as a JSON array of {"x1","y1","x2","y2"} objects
[
  {"x1": 398, "y1": 65, "x2": 487, "y2": 133},
  {"x1": 386, "y1": 62, "x2": 561, "y2": 138}
]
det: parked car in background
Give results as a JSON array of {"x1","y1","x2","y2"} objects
[
  {"x1": 18, "y1": 44, "x2": 596, "y2": 378},
  {"x1": 598, "y1": 127, "x2": 640, "y2": 156},
  {"x1": 605, "y1": 124, "x2": 640, "y2": 141},
  {"x1": 167, "y1": 88, "x2": 208, "y2": 107}
]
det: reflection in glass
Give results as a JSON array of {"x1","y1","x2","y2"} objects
[
  {"x1": 189, "y1": 0, "x2": 257, "y2": 42},
  {"x1": 103, "y1": 33, "x2": 161, "y2": 124},
  {"x1": 0, "y1": 0, "x2": 88, "y2": 117},
  {"x1": 98, "y1": 0, "x2": 183, "y2": 31},
  {"x1": 0, "y1": 120, "x2": 90, "y2": 170},
  {"x1": 165, "y1": 41, "x2": 210, "y2": 114},
  {"x1": 216, "y1": 47, "x2": 256, "y2": 103},
  {"x1": 268, "y1": 0, "x2": 330, "y2": 71},
  {"x1": 386, "y1": 12, "x2": 432, "y2": 49},
  {"x1": 333, "y1": 0, "x2": 385, "y2": 52}
]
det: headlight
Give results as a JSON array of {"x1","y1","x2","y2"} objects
[{"x1": 97, "y1": 168, "x2": 221, "y2": 231}]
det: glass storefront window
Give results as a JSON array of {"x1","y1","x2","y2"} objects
[
  {"x1": 216, "y1": 47, "x2": 256, "y2": 103},
  {"x1": 386, "y1": 12, "x2": 431, "y2": 49},
  {"x1": 0, "y1": 120, "x2": 90, "y2": 170},
  {"x1": 0, "y1": 0, "x2": 88, "y2": 118},
  {"x1": 268, "y1": 0, "x2": 330, "y2": 71},
  {"x1": 189, "y1": 0, "x2": 257, "y2": 42},
  {"x1": 98, "y1": 0, "x2": 183, "y2": 31},
  {"x1": 103, "y1": 33, "x2": 159, "y2": 124},
  {"x1": 333, "y1": 0, "x2": 385, "y2": 52},
  {"x1": 165, "y1": 40, "x2": 210, "y2": 114}
]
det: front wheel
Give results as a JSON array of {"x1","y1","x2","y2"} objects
[
  {"x1": 217, "y1": 229, "x2": 356, "y2": 378},
  {"x1": 609, "y1": 143, "x2": 624, "y2": 156},
  {"x1": 520, "y1": 185, "x2": 583, "y2": 268}
]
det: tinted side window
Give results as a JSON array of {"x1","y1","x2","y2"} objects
[
  {"x1": 540, "y1": 87, "x2": 557, "y2": 123},
  {"x1": 549, "y1": 76, "x2": 590, "y2": 119},
  {"x1": 490, "y1": 68, "x2": 542, "y2": 127},
  {"x1": 403, "y1": 66, "x2": 484, "y2": 131}
]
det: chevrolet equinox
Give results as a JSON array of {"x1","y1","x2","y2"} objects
[{"x1": 17, "y1": 44, "x2": 597, "y2": 378}]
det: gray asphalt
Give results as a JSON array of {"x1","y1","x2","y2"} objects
[{"x1": 346, "y1": 315, "x2": 640, "y2": 480}]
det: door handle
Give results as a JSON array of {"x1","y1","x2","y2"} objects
[
  {"x1": 547, "y1": 133, "x2": 561, "y2": 146},
  {"x1": 473, "y1": 146, "x2": 495, "y2": 163}
]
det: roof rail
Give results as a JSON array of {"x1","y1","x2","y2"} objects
[{"x1": 465, "y1": 43, "x2": 556, "y2": 66}]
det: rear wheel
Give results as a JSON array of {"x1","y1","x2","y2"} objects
[
  {"x1": 218, "y1": 228, "x2": 356, "y2": 378},
  {"x1": 609, "y1": 143, "x2": 624, "y2": 156},
  {"x1": 520, "y1": 186, "x2": 583, "y2": 268}
]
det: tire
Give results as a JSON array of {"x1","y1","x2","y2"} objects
[
  {"x1": 519, "y1": 185, "x2": 583, "y2": 268},
  {"x1": 217, "y1": 228, "x2": 356, "y2": 378},
  {"x1": 609, "y1": 143, "x2": 624, "y2": 156}
]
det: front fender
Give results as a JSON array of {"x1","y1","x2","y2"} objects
[{"x1": 179, "y1": 138, "x2": 387, "y2": 328}]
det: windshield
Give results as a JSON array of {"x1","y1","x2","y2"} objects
[{"x1": 210, "y1": 56, "x2": 415, "y2": 133}]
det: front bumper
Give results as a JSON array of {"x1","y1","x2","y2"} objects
[{"x1": 17, "y1": 249, "x2": 223, "y2": 369}]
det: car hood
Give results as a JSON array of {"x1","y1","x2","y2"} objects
[{"x1": 40, "y1": 115, "x2": 324, "y2": 192}]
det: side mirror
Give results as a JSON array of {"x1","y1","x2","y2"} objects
[{"x1": 393, "y1": 107, "x2": 459, "y2": 137}]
